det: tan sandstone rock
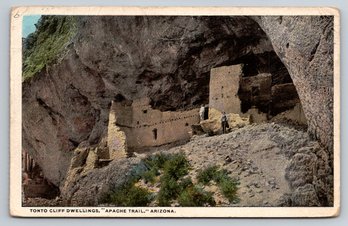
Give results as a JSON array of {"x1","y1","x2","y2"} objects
[{"x1": 200, "y1": 108, "x2": 250, "y2": 135}]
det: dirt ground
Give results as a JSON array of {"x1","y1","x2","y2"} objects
[{"x1": 165, "y1": 122, "x2": 326, "y2": 206}]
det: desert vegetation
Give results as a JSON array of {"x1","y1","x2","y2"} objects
[
  {"x1": 102, "y1": 152, "x2": 238, "y2": 207},
  {"x1": 22, "y1": 16, "x2": 77, "y2": 80}
]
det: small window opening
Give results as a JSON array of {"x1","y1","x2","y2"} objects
[
  {"x1": 152, "y1": 128, "x2": 158, "y2": 140},
  {"x1": 143, "y1": 109, "x2": 147, "y2": 114}
]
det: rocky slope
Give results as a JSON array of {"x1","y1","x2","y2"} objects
[{"x1": 58, "y1": 122, "x2": 332, "y2": 207}]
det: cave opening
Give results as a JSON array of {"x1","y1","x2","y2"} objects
[
  {"x1": 236, "y1": 64, "x2": 301, "y2": 118},
  {"x1": 224, "y1": 47, "x2": 301, "y2": 117},
  {"x1": 142, "y1": 16, "x2": 300, "y2": 118}
]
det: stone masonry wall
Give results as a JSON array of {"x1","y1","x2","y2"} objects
[
  {"x1": 107, "y1": 102, "x2": 127, "y2": 159},
  {"x1": 239, "y1": 73, "x2": 272, "y2": 114},
  {"x1": 111, "y1": 98, "x2": 200, "y2": 150},
  {"x1": 209, "y1": 65, "x2": 242, "y2": 113}
]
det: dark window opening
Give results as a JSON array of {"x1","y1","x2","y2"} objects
[
  {"x1": 204, "y1": 106, "x2": 209, "y2": 120},
  {"x1": 185, "y1": 123, "x2": 189, "y2": 126},
  {"x1": 143, "y1": 109, "x2": 147, "y2": 114},
  {"x1": 137, "y1": 121, "x2": 140, "y2": 125},
  {"x1": 152, "y1": 128, "x2": 158, "y2": 140}
]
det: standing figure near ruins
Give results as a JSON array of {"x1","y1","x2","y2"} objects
[
  {"x1": 221, "y1": 112, "x2": 229, "y2": 134},
  {"x1": 199, "y1": 105, "x2": 205, "y2": 121}
]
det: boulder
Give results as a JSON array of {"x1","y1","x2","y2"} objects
[
  {"x1": 291, "y1": 184, "x2": 321, "y2": 206},
  {"x1": 200, "y1": 108, "x2": 250, "y2": 135},
  {"x1": 190, "y1": 124, "x2": 205, "y2": 136},
  {"x1": 61, "y1": 157, "x2": 141, "y2": 206}
]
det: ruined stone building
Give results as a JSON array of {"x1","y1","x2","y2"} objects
[
  {"x1": 106, "y1": 64, "x2": 307, "y2": 157},
  {"x1": 209, "y1": 65, "x2": 242, "y2": 114},
  {"x1": 209, "y1": 64, "x2": 307, "y2": 124},
  {"x1": 22, "y1": 150, "x2": 36, "y2": 174},
  {"x1": 107, "y1": 98, "x2": 200, "y2": 155},
  {"x1": 22, "y1": 150, "x2": 59, "y2": 199}
]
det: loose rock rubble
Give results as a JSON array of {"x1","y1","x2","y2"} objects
[{"x1": 170, "y1": 122, "x2": 332, "y2": 206}]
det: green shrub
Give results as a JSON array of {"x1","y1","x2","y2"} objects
[
  {"x1": 178, "y1": 177, "x2": 194, "y2": 190},
  {"x1": 102, "y1": 152, "x2": 197, "y2": 207},
  {"x1": 155, "y1": 153, "x2": 191, "y2": 206},
  {"x1": 109, "y1": 182, "x2": 152, "y2": 207},
  {"x1": 22, "y1": 16, "x2": 77, "y2": 80},
  {"x1": 197, "y1": 165, "x2": 239, "y2": 203},
  {"x1": 157, "y1": 175, "x2": 181, "y2": 206},
  {"x1": 197, "y1": 165, "x2": 220, "y2": 185},
  {"x1": 129, "y1": 161, "x2": 148, "y2": 181},
  {"x1": 141, "y1": 168, "x2": 157, "y2": 184},
  {"x1": 139, "y1": 152, "x2": 173, "y2": 184},
  {"x1": 213, "y1": 168, "x2": 229, "y2": 183},
  {"x1": 149, "y1": 152, "x2": 171, "y2": 168},
  {"x1": 162, "y1": 152, "x2": 190, "y2": 180},
  {"x1": 218, "y1": 177, "x2": 238, "y2": 202},
  {"x1": 157, "y1": 176, "x2": 197, "y2": 206},
  {"x1": 178, "y1": 185, "x2": 216, "y2": 207}
]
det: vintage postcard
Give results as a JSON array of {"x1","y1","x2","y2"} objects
[{"x1": 10, "y1": 6, "x2": 340, "y2": 217}]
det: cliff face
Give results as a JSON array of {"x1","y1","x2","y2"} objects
[
  {"x1": 254, "y1": 16, "x2": 334, "y2": 152},
  {"x1": 22, "y1": 15, "x2": 333, "y2": 188},
  {"x1": 73, "y1": 16, "x2": 279, "y2": 110}
]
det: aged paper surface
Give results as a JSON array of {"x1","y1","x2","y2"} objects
[{"x1": 10, "y1": 7, "x2": 340, "y2": 217}]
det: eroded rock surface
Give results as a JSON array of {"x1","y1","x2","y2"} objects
[
  {"x1": 254, "y1": 16, "x2": 334, "y2": 151},
  {"x1": 62, "y1": 157, "x2": 141, "y2": 206}
]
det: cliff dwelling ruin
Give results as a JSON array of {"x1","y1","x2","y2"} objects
[
  {"x1": 209, "y1": 64, "x2": 306, "y2": 124},
  {"x1": 107, "y1": 97, "x2": 200, "y2": 156},
  {"x1": 21, "y1": 15, "x2": 334, "y2": 207},
  {"x1": 22, "y1": 150, "x2": 60, "y2": 199},
  {"x1": 22, "y1": 62, "x2": 307, "y2": 197},
  {"x1": 104, "y1": 63, "x2": 306, "y2": 158}
]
